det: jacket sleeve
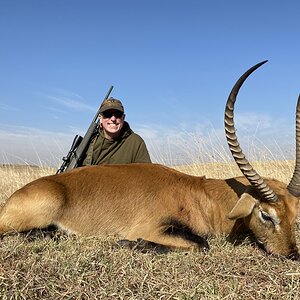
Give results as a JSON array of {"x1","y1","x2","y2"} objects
[{"x1": 133, "y1": 138, "x2": 152, "y2": 163}]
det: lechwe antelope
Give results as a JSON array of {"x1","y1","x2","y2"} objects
[{"x1": 1, "y1": 61, "x2": 300, "y2": 259}]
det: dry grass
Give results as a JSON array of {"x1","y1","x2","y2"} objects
[
  {"x1": 1, "y1": 162, "x2": 300, "y2": 299},
  {"x1": 175, "y1": 160, "x2": 295, "y2": 183}
]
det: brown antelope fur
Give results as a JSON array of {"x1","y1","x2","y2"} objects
[{"x1": 0, "y1": 61, "x2": 299, "y2": 259}]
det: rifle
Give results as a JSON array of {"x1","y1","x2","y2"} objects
[{"x1": 56, "y1": 85, "x2": 114, "y2": 174}]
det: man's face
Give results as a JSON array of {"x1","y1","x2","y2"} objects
[{"x1": 100, "y1": 109, "x2": 125, "y2": 139}]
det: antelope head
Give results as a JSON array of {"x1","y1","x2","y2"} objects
[{"x1": 224, "y1": 61, "x2": 300, "y2": 259}]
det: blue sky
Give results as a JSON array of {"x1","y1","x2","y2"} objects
[{"x1": 1, "y1": 0, "x2": 300, "y2": 166}]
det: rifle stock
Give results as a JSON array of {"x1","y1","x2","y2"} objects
[{"x1": 56, "y1": 85, "x2": 113, "y2": 174}]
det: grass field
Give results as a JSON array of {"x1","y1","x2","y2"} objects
[{"x1": 0, "y1": 162, "x2": 300, "y2": 299}]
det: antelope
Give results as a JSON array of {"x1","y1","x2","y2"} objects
[{"x1": 0, "y1": 61, "x2": 299, "y2": 259}]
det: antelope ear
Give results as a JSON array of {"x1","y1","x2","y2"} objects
[{"x1": 227, "y1": 193, "x2": 257, "y2": 220}]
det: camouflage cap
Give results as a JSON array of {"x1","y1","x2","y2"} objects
[{"x1": 99, "y1": 97, "x2": 124, "y2": 113}]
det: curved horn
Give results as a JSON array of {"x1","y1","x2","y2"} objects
[
  {"x1": 224, "y1": 60, "x2": 278, "y2": 202},
  {"x1": 287, "y1": 95, "x2": 300, "y2": 197}
]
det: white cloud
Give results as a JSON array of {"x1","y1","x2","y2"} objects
[
  {"x1": 37, "y1": 89, "x2": 96, "y2": 113},
  {"x1": 0, "y1": 112, "x2": 296, "y2": 168},
  {"x1": 234, "y1": 112, "x2": 273, "y2": 134},
  {"x1": 0, "y1": 103, "x2": 18, "y2": 112},
  {"x1": 0, "y1": 125, "x2": 74, "y2": 167},
  {"x1": 47, "y1": 95, "x2": 95, "y2": 112},
  {"x1": 135, "y1": 114, "x2": 295, "y2": 165}
]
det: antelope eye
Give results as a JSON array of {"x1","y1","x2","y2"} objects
[{"x1": 259, "y1": 211, "x2": 275, "y2": 225}]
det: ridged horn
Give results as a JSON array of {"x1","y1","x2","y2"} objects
[
  {"x1": 287, "y1": 95, "x2": 300, "y2": 197},
  {"x1": 224, "y1": 60, "x2": 278, "y2": 202}
]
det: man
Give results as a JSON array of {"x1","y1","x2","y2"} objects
[{"x1": 80, "y1": 97, "x2": 151, "y2": 165}]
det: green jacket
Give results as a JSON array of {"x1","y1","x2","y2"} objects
[{"x1": 81, "y1": 122, "x2": 151, "y2": 166}]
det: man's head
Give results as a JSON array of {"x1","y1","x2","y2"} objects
[{"x1": 99, "y1": 97, "x2": 125, "y2": 140}]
